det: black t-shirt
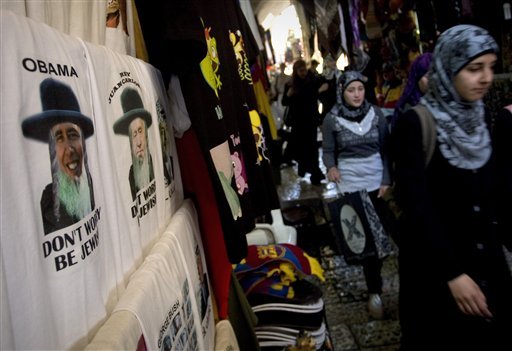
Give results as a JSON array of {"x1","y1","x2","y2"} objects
[{"x1": 136, "y1": 0, "x2": 282, "y2": 262}]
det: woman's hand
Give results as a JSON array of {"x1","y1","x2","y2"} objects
[
  {"x1": 448, "y1": 274, "x2": 492, "y2": 319},
  {"x1": 318, "y1": 82, "x2": 329, "y2": 93},
  {"x1": 378, "y1": 185, "x2": 390, "y2": 198},
  {"x1": 327, "y1": 167, "x2": 341, "y2": 183}
]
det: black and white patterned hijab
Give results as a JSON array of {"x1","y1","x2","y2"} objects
[
  {"x1": 335, "y1": 70, "x2": 371, "y2": 120},
  {"x1": 421, "y1": 24, "x2": 499, "y2": 169}
]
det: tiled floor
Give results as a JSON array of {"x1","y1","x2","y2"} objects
[{"x1": 276, "y1": 164, "x2": 401, "y2": 351}]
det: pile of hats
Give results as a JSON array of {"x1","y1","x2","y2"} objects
[{"x1": 234, "y1": 244, "x2": 327, "y2": 350}]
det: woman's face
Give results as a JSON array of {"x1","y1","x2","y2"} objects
[
  {"x1": 295, "y1": 65, "x2": 308, "y2": 79},
  {"x1": 453, "y1": 53, "x2": 496, "y2": 102},
  {"x1": 343, "y1": 81, "x2": 365, "y2": 107}
]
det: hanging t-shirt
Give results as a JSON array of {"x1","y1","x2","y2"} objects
[
  {"x1": 136, "y1": 0, "x2": 252, "y2": 263},
  {"x1": 175, "y1": 129, "x2": 234, "y2": 319},
  {"x1": 83, "y1": 39, "x2": 184, "y2": 280},
  {"x1": 224, "y1": 1, "x2": 280, "y2": 216},
  {"x1": 114, "y1": 240, "x2": 205, "y2": 351},
  {"x1": 0, "y1": 11, "x2": 114, "y2": 349},
  {"x1": 137, "y1": 0, "x2": 235, "y2": 315},
  {"x1": 0, "y1": 0, "x2": 137, "y2": 56},
  {"x1": 161, "y1": 199, "x2": 216, "y2": 349}
]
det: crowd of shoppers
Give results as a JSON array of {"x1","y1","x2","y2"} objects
[{"x1": 267, "y1": 24, "x2": 511, "y2": 340}]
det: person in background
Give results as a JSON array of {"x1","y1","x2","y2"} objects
[
  {"x1": 282, "y1": 59, "x2": 327, "y2": 185},
  {"x1": 349, "y1": 46, "x2": 379, "y2": 106},
  {"x1": 322, "y1": 54, "x2": 341, "y2": 82},
  {"x1": 392, "y1": 24, "x2": 512, "y2": 350},
  {"x1": 309, "y1": 59, "x2": 320, "y2": 77},
  {"x1": 390, "y1": 52, "x2": 433, "y2": 130},
  {"x1": 322, "y1": 71, "x2": 392, "y2": 319},
  {"x1": 375, "y1": 63, "x2": 403, "y2": 112}
]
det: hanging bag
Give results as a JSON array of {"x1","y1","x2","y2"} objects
[
  {"x1": 328, "y1": 189, "x2": 395, "y2": 264},
  {"x1": 327, "y1": 190, "x2": 379, "y2": 264}
]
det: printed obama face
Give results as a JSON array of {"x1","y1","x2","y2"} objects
[
  {"x1": 343, "y1": 81, "x2": 365, "y2": 108},
  {"x1": 453, "y1": 53, "x2": 496, "y2": 102},
  {"x1": 129, "y1": 117, "x2": 147, "y2": 161},
  {"x1": 50, "y1": 122, "x2": 84, "y2": 179}
]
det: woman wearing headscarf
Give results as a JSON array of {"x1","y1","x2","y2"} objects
[
  {"x1": 322, "y1": 70, "x2": 393, "y2": 319},
  {"x1": 393, "y1": 25, "x2": 512, "y2": 350},
  {"x1": 282, "y1": 59, "x2": 327, "y2": 184},
  {"x1": 390, "y1": 52, "x2": 433, "y2": 130}
]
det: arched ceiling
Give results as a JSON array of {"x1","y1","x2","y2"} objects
[{"x1": 250, "y1": 0, "x2": 292, "y2": 23}]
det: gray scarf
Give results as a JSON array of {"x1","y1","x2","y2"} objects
[{"x1": 421, "y1": 24, "x2": 498, "y2": 169}]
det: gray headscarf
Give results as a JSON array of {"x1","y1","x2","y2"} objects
[
  {"x1": 421, "y1": 24, "x2": 499, "y2": 169},
  {"x1": 335, "y1": 70, "x2": 371, "y2": 119}
]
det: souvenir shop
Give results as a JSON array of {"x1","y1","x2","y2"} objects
[{"x1": 1, "y1": 1, "x2": 511, "y2": 350}]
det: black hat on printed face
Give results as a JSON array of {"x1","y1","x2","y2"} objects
[
  {"x1": 22, "y1": 78, "x2": 94, "y2": 142},
  {"x1": 113, "y1": 87, "x2": 152, "y2": 136}
]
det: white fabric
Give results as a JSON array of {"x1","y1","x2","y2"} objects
[
  {"x1": 251, "y1": 299, "x2": 324, "y2": 313},
  {"x1": 335, "y1": 108, "x2": 376, "y2": 135},
  {"x1": 82, "y1": 39, "x2": 184, "y2": 283},
  {"x1": 246, "y1": 209, "x2": 297, "y2": 245},
  {"x1": 167, "y1": 75, "x2": 192, "y2": 138},
  {"x1": 0, "y1": 0, "x2": 137, "y2": 56},
  {"x1": 159, "y1": 199, "x2": 216, "y2": 350},
  {"x1": 254, "y1": 323, "x2": 326, "y2": 337},
  {"x1": 141, "y1": 61, "x2": 185, "y2": 228},
  {"x1": 0, "y1": 0, "x2": 25, "y2": 14},
  {"x1": 124, "y1": 0, "x2": 137, "y2": 57},
  {"x1": 215, "y1": 320, "x2": 240, "y2": 351},
  {"x1": 336, "y1": 153, "x2": 383, "y2": 193},
  {"x1": 0, "y1": 262, "x2": 14, "y2": 350},
  {"x1": 1, "y1": 10, "x2": 184, "y2": 349},
  {"x1": 87, "y1": 39, "x2": 156, "y2": 280},
  {"x1": 0, "y1": 0, "x2": 107, "y2": 48},
  {"x1": 114, "y1": 240, "x2": 201, "y2": 351},
  {"x1": 0, "y1": 11, "x2": 116, "y2": 349},
  {"x1": 114, "y1": 201, "x2": 211, "y2": 350},
  {"x1": 104, "y1": 0, "x2": 136, "y2": 56},
  {"x1": 84, "y1": 310, "x2": 142, "y2": 351},
  {"x1": 105, "y1": 26, "x2": 131, "y2": 55}
]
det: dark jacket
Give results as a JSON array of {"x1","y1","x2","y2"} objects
[{"x1": 393, "y1": 108, "x2": 512, "y2": 349}]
